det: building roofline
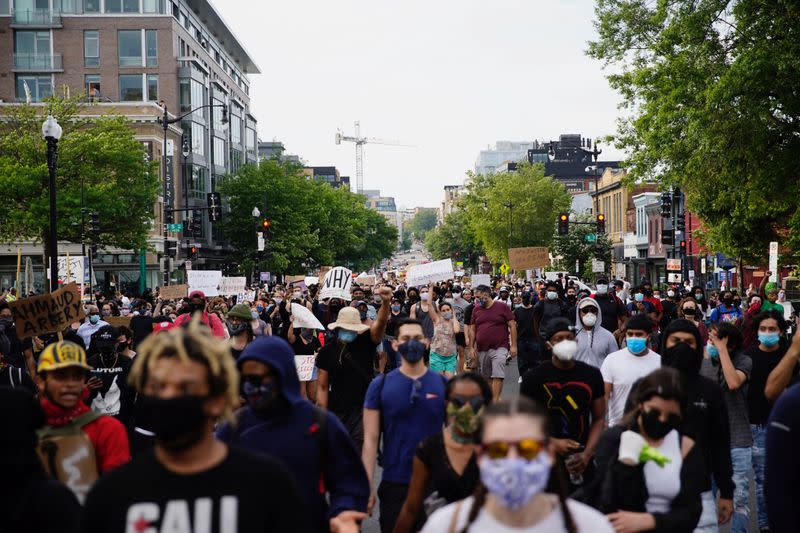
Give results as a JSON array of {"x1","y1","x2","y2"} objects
[{"x1": 186, "y1": 0, "x2": 260, "y2": 74}]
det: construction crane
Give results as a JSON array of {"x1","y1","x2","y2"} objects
[{"x1": 335, "y1": 121, "x2": 412, "y2": 193}]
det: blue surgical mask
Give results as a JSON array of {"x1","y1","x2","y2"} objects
[
  {"x1": 706, "y1": 342, "x2": 719, "y2": 359},
  {"x1": 398, "y1": 339, "x2": 426, "y2": 363},
  {"x1": 627, "y1": 337, "x2": 647, "y2": 355},
  {"x1": 759, "y1": 332, "x2": 780, "y2": 347},
  {"x1": 256, "y1": 305, "x2": 264, "y2": 312},
  {"x1": 391, "y1": 305, "x2": 401, "y2": 312},
  {"x1": 338, "y1": 330, "x2": 358, "y2": 343},
  {"x1": 89, "y1": 315, "x2": 100, "y2": 325},
  {"x1": 634, "y1": 293, "x2": 644, "y2": 302}
]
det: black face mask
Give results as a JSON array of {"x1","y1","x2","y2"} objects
[
  {"x1": 662, "y1": 341, "x2": 701, "y2": 376},
  {"x1": 241, "y1": 377, "x2": 282, "y2": 416},
  {"x1": 188, "y1": 302, "x2": 204, "y2": 314},
  {"x1": 138, "y1": 395, "x2": 209, "y2": 451},
  {"x1": 682, "y1": 307, "x2": 696, "y2": 316},
  {"x1": 640, "y1": 408, "x2": 676, "y2": 440},
  {"x1": 228, "y1": 322, "x2": 250, "y2": 337}
]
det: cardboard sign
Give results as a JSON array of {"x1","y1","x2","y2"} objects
[
  {"x1": 159, "y1": 284, "x2": 188, "y2": 300},
  {"x1": 106, "y1": 316, "x2": 132, "y2": 329},
  {"x1": 406, "y1": 259, "x2": 454, "y2": 287},
  {"x1": 218, "y1": 277, "x2": 247, "y2": 296},
  {"x1": 320, "y1": 267, "x2": 353, "y2": 301},
  {"x1": 508, "y1": 247, "x2": 549, "y2": 270},
  {"x1": 285, "y1": 275, "x2": 306, "y2": 285},
  {"x1": 355, "y1": 274, "x2": 377, "y2": 287},
  {"x1": 295, "y1": 355, "x2": 316, "y2": 382},
  {"x1": 9, "y1": 283, "x2": 84, "y2": 338},
  {"x1": 188, "y1": 270, "x2": 223, "y2": 297},
  {"x1": 291, "y1": 303, "x2": 325, "y2": 330},
  {"x1": 471, "y1": 274, "x2": 491, "y2": 288}
]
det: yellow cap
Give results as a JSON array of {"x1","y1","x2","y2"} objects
[{"x1": 37, "y1": 341, "x2": 92, "y2": 374}]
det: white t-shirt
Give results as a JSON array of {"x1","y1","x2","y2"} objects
[
  {"x1": 422, "y1": 495, "x2": 614, "y2": 533},
  {"x1": 644, "y1": 429, "x2": 683, "y2": 514},
  {"x1": 600, "y1": 347, "x2": 661, "y2": 426}
]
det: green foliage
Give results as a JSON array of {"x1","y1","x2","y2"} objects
[
  {"x1": 217, "y1": 160, "x2": 397, "y2": 275},
  {"x1": 0, "y1": 94, "x2": 159, "y2": 251},
  {"x1": 589, "y1": 0, "x2": 800, "y2": 263},
  {"x1": 405, "y1": 208, "x2": 438, "y2": 240},
  {"x1": 550, "y1": 215, "x2": 613, "y2": 279},
  {"x1": 400, "y1": 230, "x2": 412, "y2": 251},
  {"x1": 425, "y1": 208, "x2": 484, "y2": 269},
  {"x1": 461, "y1": 162, "x2": 572, "y2": 263}
]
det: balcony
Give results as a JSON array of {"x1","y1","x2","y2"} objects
[
  {"x1": 13, "y1": 53, "x2": 63, "y2": 72},
  {"x1": 11, "y1": 9, "x2": 62, "y2": 27}
]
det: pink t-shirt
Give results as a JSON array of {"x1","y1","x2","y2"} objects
[{"x1": 471, "y1": 301, "x2": 514, "y2": 351}]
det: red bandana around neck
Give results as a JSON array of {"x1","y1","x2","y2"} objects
[{"x1": 41, "y1": 388, "x2": 91, "y2": 427}]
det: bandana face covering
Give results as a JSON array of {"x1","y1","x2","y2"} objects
[
  {"x1": 446, "y1": 401, "x2": 483, "y2": 441},
  {"x1": 479, "y1": 453, "x2": 552, "y2": 510}
]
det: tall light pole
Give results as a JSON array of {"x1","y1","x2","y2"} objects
[
  {"x1": 582, "y1": 141, "x2": 602, "y2": 215},
  {"x1": 252, "y1": 206, "x2": 261, "y2": 285},
  {"x1": 42, "y1": 115, "x2": 63, "y2": 292}
]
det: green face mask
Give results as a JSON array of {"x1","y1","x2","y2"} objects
[{"x1": 447, "y1": 401, "x2": 483, "y2": 441}]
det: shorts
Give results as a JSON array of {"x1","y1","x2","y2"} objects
[
  {"x1": 429, "y1": 351, "x2": 457, "y2": 374},
  {"x1": 478, "y1": 347, "x2": 508, "y2": 380}
]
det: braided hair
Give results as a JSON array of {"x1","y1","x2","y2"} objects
[{"x1": 459, "y1": 396, "x2": 577, "y2": 533}]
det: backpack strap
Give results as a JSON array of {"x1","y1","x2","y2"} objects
[{"x1": 38, "y1": 410, "x2": 103, "y2": 439}]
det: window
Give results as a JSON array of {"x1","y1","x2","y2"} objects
[
  {"x1": 188, "y1": 165, "x2": 207, "y2": 200},
  {"x1": 118, "y1": 30, "x2": 142, "y2": 67},
  {"x1": 191, "y1": 122, "x2": 205, "y2": 156},
  {"x1": 212, "y1": 97, "x2": 225, "y2": 129},
  {"x1": 145, "y1": 30, "x2": 157, "y2": 67},
  {"x1": 190, "y1": 79, "x2": 205, "y2": 119},
  {"x1": 146, "y1": 74, "x2": 158, "y2": 101},
  {"x1": 85, "y1": 74, "x2": 101, "y2": 100},
  {"x1": 83, "y1": 0, "x2": 100, "y2": 12},
  {"x1": 230, "y1": 106, "x2": 241, "y2": 145},
  {"x1": 84, "y1": 30, "x2": 99, "y2": 67},
  {"x1": 230, "y1": 148, "x2": 243, "y2": 173},
  {"x1": 15, "y1": 31, "x2": 51, "y2": 69},
  {"x1": 143, "y1": 0, "x2": 161, "y2": 13},
  {"x1": 106, "y1": 0, "x2": 138, "y2": 12},
  {"x1": 15, "y1": 74, "x2": 52, "y2": 102},
  {"x1": 119, "y1": 74, "x2": 142, "y2": 101},
  {"x1": 213, "y1": 137, "x2": 225, "y2": 166}
]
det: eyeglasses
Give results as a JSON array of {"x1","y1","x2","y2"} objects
[
  {"x1": 580, "y1": 307, "x2": 598, "y2": 314},
  {"x1": 482, "y1": 439, "x2": 545, "y2": 460},
  {"x1": 410, "y1": 379, "x2": 422, "y2": 404},
  {"x1": 449, "y1": 395, "x2": 484, "y2": 411}
]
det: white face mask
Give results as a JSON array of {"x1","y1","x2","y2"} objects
[
  {"x1": 581, "y1": 313, "x2": 597, "y2": 327},
  {"x1": 552, "y1": 339, "x2": 577, "y2": 362},
  {"x1": 420, "y1": 293, "x2": 430, "y2": 302},
  {"x1": 546, "y1": 291, "x2": 558, "y2": 301},
  {"x1": 667, "y1": 290, "x2": 675, "y2": 298},
  {"x1": 596, "y1": 284, "x2": 608, "y2": 295}
]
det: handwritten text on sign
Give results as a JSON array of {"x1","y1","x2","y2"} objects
[
  {"x1": 295, "y1": 355, "x2": 316, "y2": 382},
  {"x1": 508, "y1": 247, "x2": 549, "y2": 270},
  {"x1": 406, "y1": 259, "x2": 454, "y2": 287},
  {"x1": 320, "y1": 267, "x2": 353, "y2": 301},
  {"x1": 9, "y1": 283, "x2": 85, "y2": 338},
  {"x1": 187, "y1": 270, "x2": 223, "y2": 297},
  {"x1": 218, "y1": 277, "x2": 247, "y2": 296}
]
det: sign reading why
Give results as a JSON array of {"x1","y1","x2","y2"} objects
[
  {"x1": 187, "y1": 270, "x2": 223, "y2": 297},
  {"x1": 218, "y1": 277, "x2": 246, "y2": 296},
  {"x1": 160, "y1": 284, "x2": 189, "y2": 300},
  {"x1": 508, "y1": 247, "x2": 549, "y2": 270},
  {"x1": 406, "y1": 259, "x2": 454, "y2": 287},
  {"x1": 319, "y1": 266, "x2": 353, "y2": 301},
  {"x1": 10, "y1": 283, "x2": 84, "y2": 338}
]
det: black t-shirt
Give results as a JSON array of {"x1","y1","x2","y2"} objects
[
  {"x1": 129, "y1": 315, "x2": 154, "y2": 349},
  {"x1": 513, "y1": 306, "x2": 535, "y2": 341},
  {"x1": 82, "y1": 446, "x2": 310, "y2": 533},
  {"x1": 463, "y1": 303, "x2": 475, "y2": 329},
  {"x1": 290, "y1": 333, "x2": 321, "y2": 355},
  {"x1": 533, "y1": 300, "x2": 567, "y2": 339},
  {"x1": 746, "y1": 344, "x2": 798, "y2": 424},
  {"x1": 0, "y1": 365, "x2": 37, "y2": 394},
  {"x1": 416, "y1": 431, "x2": 479, "y2": 504},
  {"x1": 593, "y1": 294, "x2": 626, "y2": 334},
  {"x1": 231, "y1": 346, "x2": 245, "y2": 360},
  {"x1": 315, "y1": 331, "x2": 377, "y2": 413},
  {"x1": 520, "y1": 361, "x2": 604, "y2": 445},
  {"x1": 86, "y1": 352, "x2": 133, "y2": 425},
  {"x1": 386, "y1": 311, "x2": 408, "y2": 338}
]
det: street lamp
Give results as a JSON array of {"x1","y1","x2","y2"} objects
[
  {"x1": 181, "y1": 135, "x2": 191, "y2": 262},
  {"x1": 42, "y1": 114, "x2": 63, "y2": 292},
  {"x1": 252, "y1": 207, "x2": 261, "y2": 284}
]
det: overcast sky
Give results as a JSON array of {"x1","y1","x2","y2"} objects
[{"x1": 217, "y1": 0, "x2": 623, "y2": 208}]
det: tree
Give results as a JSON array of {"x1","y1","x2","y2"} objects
[
  {"x1": 461, "y1": 162, "x2": 572, "y2": 264},
  {"x1": 425, "y1": 208, "x2": 484, "y2": 270},
  {"x1": 550, "y1": 215, "x2": 612, "y2": 280},
  {"x1": 589, "y1": 0, "x2": 800, "y2": 263},
  {"x1": 0, "y1": 94, "x2": 159, "y2": 255},
  {"x1": 405, "y1": 208, "x2": 438, "y2": 240}
]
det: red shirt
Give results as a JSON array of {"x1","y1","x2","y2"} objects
[
  {"x1": 471, "y1": 301, "x2": 514, "y2": 351},
  {"x1": 173, "y1": 310, "x2": 227, "y2": 338},
  {"x1": 644, "y1": 296, "x2": 663, "y2": 314}
]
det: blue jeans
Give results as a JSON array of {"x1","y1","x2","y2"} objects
[
  {"x1": 694, "y1": 490, "x2": 719, "y2": 533},
  {"x1": 730, "y1": 447, "x2": 752, "y2": 533},
  {"x1": 751, "y1": 424, "x2": 769, "y2": 530}
]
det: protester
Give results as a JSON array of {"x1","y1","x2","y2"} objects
[
  {"x1": 521, "y1": 318, "x2": 606, "y2": 492},
  {"x1": 82, "y1": 319, "x2": 309, "y2": 532},
  {"x1": 362, "y1": 318, "x2": 448, "y2": 532},
  {"x1": 582, "y1": 368, "x2": 703, "y2": 532},
  {"x1": 172, "y1": 290, "x2": 227, "y2": 337},
  {"x1": 677, "y1": 297, "x2": 709, "y2": 344},
  {"x1": 514, "y1": 291, "x2": 538, "y2": 379},
  {"x1": 533, "y1": 280, "x2": 569, "y2": 345},
  {"x1": 601, "y1": 314, "x2": 661, "y2": 427},
  {"x1": 77, "y1": 305, "x2": 110, "y2": 349},
  {"x1": 226, "y1": 303, "x2": 255, "y2": 360},
  {"x1": 471, "y1": 284, "x2": 517, "y2": 401},
  {"x1": 765, "y1": 381, "x2": 800, "y2": 532},
  {"x1": 393, "y1": 373, "x2": 492, "y2": 533},
  {"x1": 0, "y1": 387, "x2": 81, "y2": 533},
  {"x1": 427, "y1": 284, "x2": 461, "y2": 377},
  {"x1": 86, "y1": 325, "x2": 134, "y2": 426},
  {"x1": 709, "y1": 290, "x2": 743, "y2": 325},
  {"x1": 574, "y1": 297, "x2": 619, "y2": 369},
  {"x1": 217, "y1": 336, "x2": 369, "y2": 533},
  {"x1": 0, "y1": 302, "x2": 36, "y2": 376},
  {"x1": 422, "y1": 396, "x2": 614, "y2": 532},
  {"x1": 410, "y1": 285, "x2": 436, "y2": 341},
  {"x1": 116, "y1": 325, "x2": 137, "y2": 359},
  {"x1": 593, "y1": 277, "x2": 628, "y2": 335}
]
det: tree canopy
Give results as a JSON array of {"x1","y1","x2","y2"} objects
[
  {"x1": 405, "y1": 208, "x2": 438, "y2": 240},
  {"x1": 0, "y1": 94, "x2": 158, "y2": 252},
  {"x1": 425, "y1": 207, "x2": 484, "y2": 269},
  {"x1": 550, "y1": 215, "x2": 612, "y2": 279},
  {"x1": 589, "y1": 0, "x2": 800, "y2": 263}
]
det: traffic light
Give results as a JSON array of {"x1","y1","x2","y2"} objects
[
  {"x1": 557, "y1": 213, "x2": 569, "y2": 236},
  {"x1": 165, "y1": 208, "x2": 174, "y2": 224},
  {"x1": 596, "y1": 213, "x2": 606, "y2": 234},
  {"x1": 89, "y1": 211, "x2": 100, "y2": 234},
  {"x1": 189, "y1": 245, "x2": 199, "y2": 260},
  {"x1": 191, "y1": 209, "x2": 203, "y2": 233},
  {"x1": 262, "y1": 219, "x2": 271, "y2": 231},
  {"x1": 661, "y1": 228, "x2": 674, "y2": 245},
  {"x1": 166, "y1": 241, "x2": 177, "y2": 258},
  {"x1": 90, "y1": 244, "x2": 98, "y2": 257},
  {"x1": 680, "y1": 239, "x2": 687, "y2": 254},
  {"x1": 676, "y1": 214, "x2": 686, "y2": 232},
  {"x1": 660, "y1": 190, "x2": 672, "y2": 218},
  {"x1": 207, "y1": 192, "x2": 222, "y2": 222}
]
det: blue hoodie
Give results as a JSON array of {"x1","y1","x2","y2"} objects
[{"x1": 217, "y1": 336, "x2": 369, "y2": 532}]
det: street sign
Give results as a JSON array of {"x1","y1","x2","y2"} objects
[
  {"x1": 257, "y1": 233, "x2": 265, "y2": 252},
  {"x1": 184, "y1": 260, "x2": 192, "y2": 271},
  {"x1": 499, "y1": 263, "x2": 510, "y2": 275},
  {"x1": 591, "y1": 259, "x2": 605, "y2": 273},
  {"x1": 167, "y1": 223, "x2": 183, "y2": 232},
  {"x1": 584, "y1": 233, "x2": 597, "y2": 243},
  {"x1": 666, "y1": 258, "x2": 682, "y2": 271}
]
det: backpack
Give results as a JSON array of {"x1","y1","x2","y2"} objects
[{"x1": 36, "y1": 410, "x2": 102, "y2": 504}]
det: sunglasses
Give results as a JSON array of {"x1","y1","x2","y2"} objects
[
  {"x1": 449, "y1": 395, "x2": 484, "y2": 411},
  {"x1": 482, "y1": 439, "x2": 545, "y2": 461},
  {"x1": 580, "y1": 307, "x2": 598, "y2": 314},
  {"x1": 410, "y1": 379, "x2": 422, "y2": 404}
]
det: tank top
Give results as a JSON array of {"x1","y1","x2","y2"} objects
[
  {"x1": 643, "y1": 429, "x2": 683, "y2": 514},
  {"x1": 431, "y1": 319, "x2": 457, "y2": 357}
]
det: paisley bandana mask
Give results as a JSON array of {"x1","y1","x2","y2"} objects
[{"x1": 479, "y1": 454, "x2": 552, "y2": 510}]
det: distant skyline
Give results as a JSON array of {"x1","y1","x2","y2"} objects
[{"x1": 218, "y1": 0, "x2": 624, "y2": 208}]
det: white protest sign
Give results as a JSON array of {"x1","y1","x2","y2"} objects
[
  {"x1": 58, "y1": 256, "x2": 89, "y2": 284},
  {"x1": 236, "y1": 290, "x2": 257, "y2": 304},
  {"x1": 320, "y1": 266, "x2": 353, "y2": 301},
  {"x1": 592, "y1": 259, "x2": 605, "y2": 273},
  {"x1": 406, "y1": 259, "x2": 454, "y2": 287},
  {"x1": 295, "y1": 355, "x2": 316, "y2": 382},
  {"x1": 218, "y1": 276, "x2": 246, "y2": 296},
  {"x1": 471, "y1": 274, "x2": 491, "y2": 287},
  {"x1": 304, "y1": 276, "x2": 319, "y2": 288},
  {"x1": 291, "y1": 303, "x2": 325, "y2": 330},
  {"x1": 187, "y1": 270, "x2": 223, "y2": 297},
  {"x1": 769, "y1": 242, "x2": 778, "y2": 283}
]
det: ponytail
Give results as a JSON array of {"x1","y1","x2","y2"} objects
[
  {"x1": 552, "y1": 464, "x2": 577, "y2": 533},
  {"x1": 459, "y1": 484, "x2": 487, "y2": 533}
]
